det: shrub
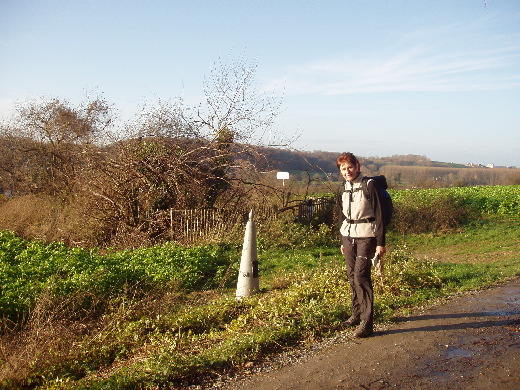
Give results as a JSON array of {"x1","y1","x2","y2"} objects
[
  {"x1": 390, "y1": 190, "x2": 475, "y2": 234},
  {"x1": 256, "y1": 212, "x2": 337, "y2": 250}
]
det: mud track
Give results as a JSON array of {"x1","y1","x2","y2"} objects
[{"x1": 221, "y1": 278, "x2": 520, "y2": 390}]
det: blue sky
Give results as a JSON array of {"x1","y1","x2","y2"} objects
[{"x1": 1, "y1": 0, "x2": 519, "y2": 166}]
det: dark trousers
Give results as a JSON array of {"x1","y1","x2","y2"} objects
[{"x1": 342, "y1": 236, "x2": 376, "y2": 324}]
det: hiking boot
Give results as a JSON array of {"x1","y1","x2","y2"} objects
[
  {"x1": 354, "y1": 321, "x2": 373, "y2": 338},
  {"x1": 341, "y1": 315, "x2": 361, "y2": 327}
]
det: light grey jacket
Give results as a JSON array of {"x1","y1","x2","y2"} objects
[{"x1": 337, "y1": 173, "x2": 385, "y2": 246}]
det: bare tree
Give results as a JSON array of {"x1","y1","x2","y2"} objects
[
  {"x1": 198, "y1": 57, "x2": 281, "y2": 142},
  {"x1": 0, "y1": 96, "x2": 113, "y2": 195},
  {"x1": 194, "y1": 58, "x2": 283, "y2": 205},
  {"x1": 78, "y1": 59, "x2": 285, "y2": 246}
]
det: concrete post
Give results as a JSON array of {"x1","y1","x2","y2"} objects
[{"x1": 236, "y1": 209, "x2": 259, "y2": 299}]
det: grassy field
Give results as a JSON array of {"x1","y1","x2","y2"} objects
[
  {"x1": 0, "y1": 185, "x2": 519, "y2": 389},
  {"x1": 399, "y1": 216, "x2": 519, "y2": 264}
]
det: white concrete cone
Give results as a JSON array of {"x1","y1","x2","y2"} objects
[{"x1": 236, "y1": 209, "x2": 259, "y2": 299}]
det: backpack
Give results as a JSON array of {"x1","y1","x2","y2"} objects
[{"x1": 361, "y1": 175, "x2": 393, "y2": 229}]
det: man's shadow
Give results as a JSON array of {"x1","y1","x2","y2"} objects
[{"x1": 378, "y1": 311, "x2": 520, "y2": 335}]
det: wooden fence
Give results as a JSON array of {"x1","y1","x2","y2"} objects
[
  {"x1": 161, "y1": 197, "x2": 335, "y2": 244},
  {"x1": 296, "y1": 197, "x2": 336, "y2": 225}
]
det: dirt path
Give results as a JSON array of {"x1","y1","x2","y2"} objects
[{"x1": 221, "y1": 278, "x2": 520, "y2": 390}]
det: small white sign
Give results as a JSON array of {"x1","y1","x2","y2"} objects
[
  {"x1": 276, "y1": 172, "x2": 289, "y2": 180},
  {"x1": 277, "y1": 171, "x2": 289, "y2": 186}
]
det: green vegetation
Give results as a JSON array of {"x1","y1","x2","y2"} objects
[
  {"x1": 0, "y1": 185, "x2": 519, "y2": 389},
  {"x1": 390, "y1": 185, "x2": 520, "y2": 216},
  {"x1": 0, "y1": 237, "x2": 234, "y2": 322},
  {"x1": 389, "y1": 185, "x2": 519, "y2": 234}
]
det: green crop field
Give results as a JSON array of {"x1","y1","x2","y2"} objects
[{"x1": 390, "y1": 184, "x2": 520, "y2": 215}]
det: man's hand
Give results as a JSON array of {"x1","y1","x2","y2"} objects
[{"x1": 376, "y1": 246, "x2": 386, "y2": 257}]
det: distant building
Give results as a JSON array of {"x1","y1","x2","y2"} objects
[
  {"x1": 486, "y1": 163, "x2": 495, "y2": 169},
  {"x1": 466, "y1": 163, "x2": 487, "y2": 168}
]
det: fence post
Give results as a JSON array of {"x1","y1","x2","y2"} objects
[{"x1": 170, "y1": 208, "x2": 173, "y2": 238}]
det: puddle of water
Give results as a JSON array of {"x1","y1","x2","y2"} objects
[
  {"x1": 485, "y1": 310, "x2": 520, "y2": 317},
  {"x1": 445, "y1": 346, "x2": 473, "y2": 357}
]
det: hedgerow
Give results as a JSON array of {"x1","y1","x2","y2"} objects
[{"x1": 389, "y1": 184, "x2": 519, "y2": 234}]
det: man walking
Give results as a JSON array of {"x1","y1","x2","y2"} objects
[{"x1": 336, "y1": 152, "x2": 386, "y2": 338}]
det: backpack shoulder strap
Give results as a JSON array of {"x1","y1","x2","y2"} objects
[{"x1": 361, "y1": 177, "x2": 371, "y2": 199}]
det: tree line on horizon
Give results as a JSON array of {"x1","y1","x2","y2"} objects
[{"x1": 256, "y1": 148, "x2": 519, "y2": 189}]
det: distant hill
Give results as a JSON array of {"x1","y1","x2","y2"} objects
[
  {"x1": 256, "y1": 148, "x2": 437, "y2": 173},
  {"x1": 256, "y1": 148, "x2": 339, "y2": 173},
  {"x1": 430, "y1": 161, "x2": 468, "y2": 168},
  {"x1": 253, "y1": 148, "x2": 519, "y2": 187},
  {"x1": 256, "y1": 147, "x2": 517, "y2": 172}
]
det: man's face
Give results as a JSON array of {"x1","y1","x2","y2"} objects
[{"x1": 340, "y1": 162, "x2": 358, "y2": 182}]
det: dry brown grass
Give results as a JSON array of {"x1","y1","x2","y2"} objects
[
  {"x1": 0, "y1": 281, "x2": 193, "y2": 389},
  {"x1": 0, "y1": 194, "x2": 141, "y2": 248},
  {"x1": 0, "y1": 288, "x2": 97, "y2": 388},
  {"x1": 0, "y1": 195, "x2": 87, "y2": 245}
]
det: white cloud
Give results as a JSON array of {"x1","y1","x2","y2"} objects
[{"x1": 270, "y1": 43, "x2": 520, "y2": 96}]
